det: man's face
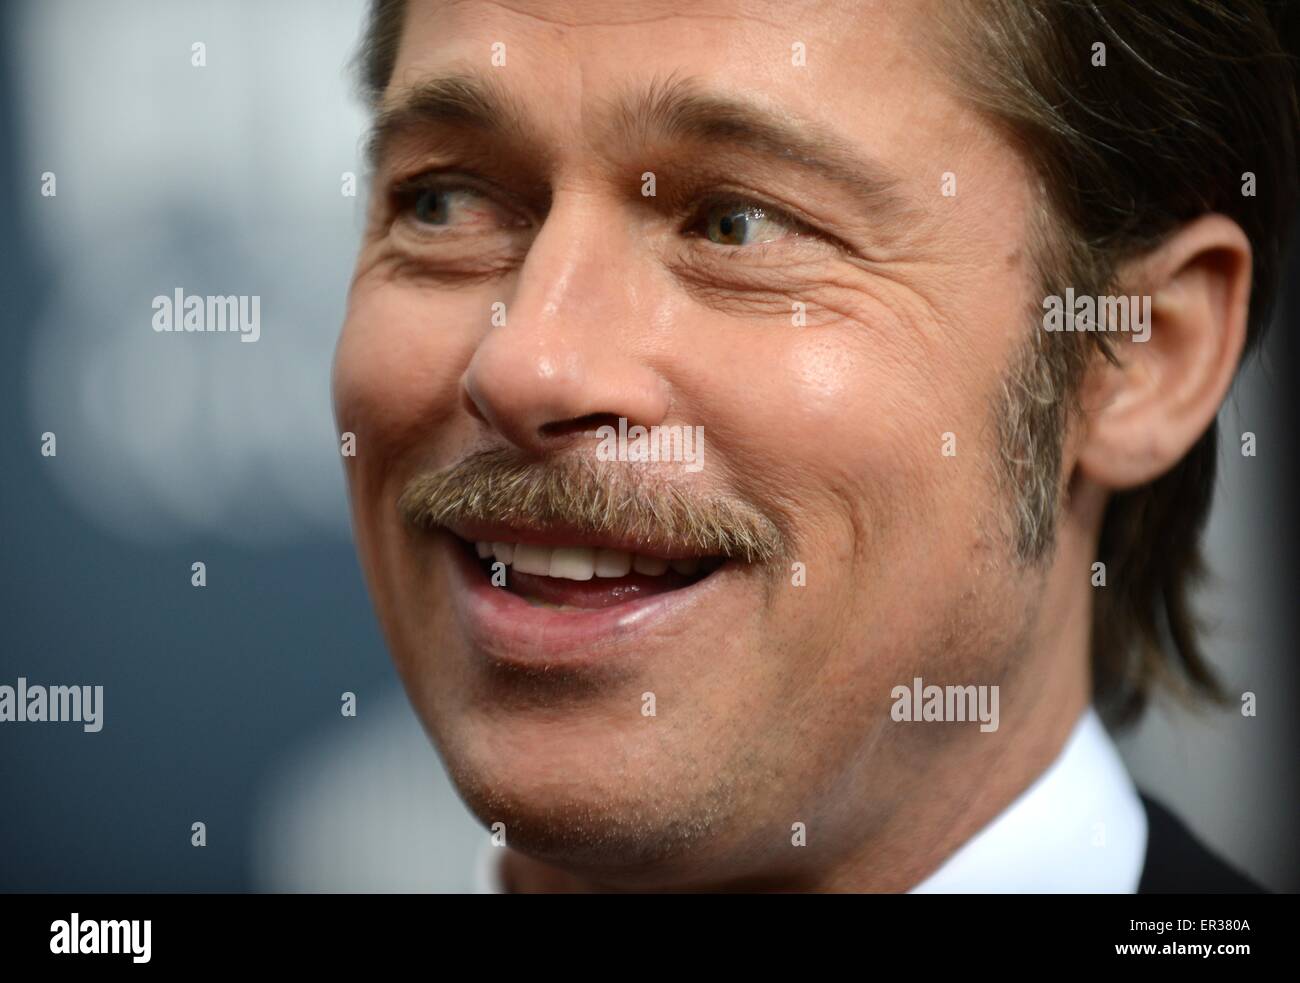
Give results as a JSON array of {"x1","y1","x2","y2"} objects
[{"x1": 334, "y1": 0, "x2": 1055, "y2": 888}]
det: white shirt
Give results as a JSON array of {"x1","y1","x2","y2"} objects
[{"x1": 473, "y1": 706, "x2": 1147, "y2": 893}]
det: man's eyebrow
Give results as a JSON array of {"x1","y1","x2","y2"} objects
[
  {"x1": 365, "y1": 72, "x2": 538, "y2": 170},
  {"x1": 602, "y1": 74, "x2": 916, "y2": 221},
  {"x1": 366, "y1": 71, "x2": 917, "y2": 225}
]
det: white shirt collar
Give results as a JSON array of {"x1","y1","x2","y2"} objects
[
  {"x1": 910, "y1": 706, "x2": 1147, "y2": 892},
  {"x1": 473, "y1": 706, "x2": 1146, "y2": 893}
]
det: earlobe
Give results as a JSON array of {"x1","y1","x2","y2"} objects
[{"x1": 1075, "y1": 214, "x2": 1252, "y2": 491}]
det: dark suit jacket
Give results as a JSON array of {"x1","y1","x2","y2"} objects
[{"x1": 1137, "y1": 793, "x2": 1266, "y2": 893}]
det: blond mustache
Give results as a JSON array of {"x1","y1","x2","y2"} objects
[{"x1": 397, "y1": 448, "x2": 783, "y2": 564}]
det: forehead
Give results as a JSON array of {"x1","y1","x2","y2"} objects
[{"x1": 385, "y1": 0, "x2": 963, "y2": 164}]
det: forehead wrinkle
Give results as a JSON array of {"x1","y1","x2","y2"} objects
[
  {"x1": 366, "y1": 70, "x2": 549, "y2": 171},
  {"x1": 592, "y1": 70, "x2": 923, "y2": 229}
]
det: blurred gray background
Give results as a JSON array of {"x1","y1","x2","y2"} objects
[{"x1": 1, "y1": 0, "x2": 1295, "y2": 893}]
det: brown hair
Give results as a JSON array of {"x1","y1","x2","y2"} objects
[
  {"x1": 353, "y1": 0, "x2": 1299, "y2": 723},
  {"x1": 929, "y1": 1, "x2": 1299, "y2": 721}
]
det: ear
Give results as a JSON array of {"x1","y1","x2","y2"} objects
[{"x1": 1075, "y1": 214, "x2": 1252, "y2": 490}]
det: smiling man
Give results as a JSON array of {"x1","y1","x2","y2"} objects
[{"x1": 331, "y1": 0, "x2": 1295, "y2": 893}]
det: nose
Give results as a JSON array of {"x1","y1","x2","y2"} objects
[{"x1": 461, "y1": 195, "x2": 670, "y2": 453}]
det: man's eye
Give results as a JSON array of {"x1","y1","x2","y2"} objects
[
  {"x1": 392, "y1": 180, "x2": 525, "y2": 233},
  {"x1": 694, "y1": 200, "x2": 802, "y2": 246},
  {"x1": 413, "y1": 187, "x2": 454, "y2": 225},
  {"x1": 408, "y1": 187, "x2": 487, "y2": 227}
]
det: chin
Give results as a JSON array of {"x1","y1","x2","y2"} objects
[{"x1": 428, "y1": 699, "x2": 762, "y2": 876}]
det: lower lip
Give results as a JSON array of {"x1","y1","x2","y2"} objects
[{"x1": 443, "y1": 534, "x2": 731, "y2": 669}]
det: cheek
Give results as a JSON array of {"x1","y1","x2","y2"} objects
[
  {"x1": 333, "y1": 274, "x2": 486, "y2": 485},
  {"x1": 677, "y1": 295, "x2": 997, "y2": 568}
]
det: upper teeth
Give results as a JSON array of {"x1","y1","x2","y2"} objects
[{"x1": 474, "y1": 542, "x2": 702, "y2": 581}]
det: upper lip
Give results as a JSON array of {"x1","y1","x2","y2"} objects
[{"x1": 439, "y1": 518, "x2": 729, "y2": 561}]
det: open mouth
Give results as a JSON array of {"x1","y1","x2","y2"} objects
[{"x1": 459, "y1": 537, "x2": 729, "y2": 611}]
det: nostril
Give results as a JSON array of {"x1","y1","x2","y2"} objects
[{"x1": 539, "y1": 412, "x2": 625, "y2": 441}]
